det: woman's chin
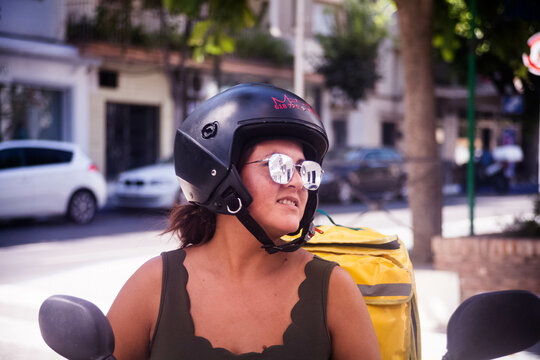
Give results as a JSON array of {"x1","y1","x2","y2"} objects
[
  {"x1": 259, "y1": 218, "x2": 302, "y2": 242},
  {"x1": 274, "y1": 224, "x2": 302, "y2": 239}
]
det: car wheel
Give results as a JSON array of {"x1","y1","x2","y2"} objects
[
  {"x1": 67, "y1": 190, "x2": 97, "y2": 224},
  {"x1": 337, "y1": 181, "x2": 353, "y2": 205}
]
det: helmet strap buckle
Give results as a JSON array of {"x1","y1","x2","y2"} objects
[
  {"x1": 233, "y1": 204, "x2": 314, "y2": 254},
  {"x1": 225, "y1": 196, "x2": 242, "y2": 214}
]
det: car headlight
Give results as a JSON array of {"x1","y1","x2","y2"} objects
[
  {"x1": 150, "y1": 179, "x2": 175, "y2": 186},
  {"x1": 150, "y1": 179, "x2": 165, "y2": 186}
]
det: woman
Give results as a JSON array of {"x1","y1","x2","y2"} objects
[{"x1": 107, "y1": 83, "x2": 381, "y2": 359}]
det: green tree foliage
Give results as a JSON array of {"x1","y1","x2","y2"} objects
[
  {"x1": 69, "y1": 0, "x2": 256, "y2": 61},
  {"x1": 163, "y1": 0, "x2": 255, "y2": 61},
  {"x1": 67, "y1": 1, "x2": 155, "y2": 47},
  {"x1": 505, "y1": 195, "x2": 540, "y2": 237},
  {"x1": 232, "y1": 2, "x2": 293, "y2": 67},
  {"x1": 433, "y1": 0, "x2": 540, "y2": 92},
  {"x1": 317, "y1": 0, "x2": 393, "y2": 102},
  {"x1": 234, "y1": 29, "x2": 293, "y2": 66}
]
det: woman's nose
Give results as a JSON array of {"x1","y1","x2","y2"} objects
[{"x1": 288, "y1": 166, "x2": 304, "y2": 189}]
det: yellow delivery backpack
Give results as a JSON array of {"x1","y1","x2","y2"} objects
[{"x1": 304, "y1": 221, "x2": 421, "y2": 360}]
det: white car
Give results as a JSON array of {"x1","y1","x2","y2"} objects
[
  {"x1": 0, "y1": 140, "x2": 107, "y2": 224},
  {"x1": 113, "y1": 157, "x2": 185, "y2": 209}
]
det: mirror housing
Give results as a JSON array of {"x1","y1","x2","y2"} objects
[
  {"x1": 39, "y1": 295, "x2": 115, "y2": 360},
  {"x1": 444, "y1": 290, "x2": 540, "y2": 360}
]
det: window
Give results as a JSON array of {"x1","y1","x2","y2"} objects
[
  {"x1": 346, "y1": 149, "x2": 364, "y2": 162},
  {"x1": 364, "y1": 151, "x2": 381, "y2": 161},
  {"x1": 384, "y1": 149, "x2": 402, "y2": 161},
  {"x1": 382, "y1": 122, "x2": 397, "y2": 147},
  {"x1": 0, "y1": 84, "x2": 64, "y2": 141},
  {"x1": 0, "y1": 148, "x2": 24, "y2": 170},
  {"x1": 312, "y1": 3, "x2": 335, "y2": 36},
  {"x1": 332, "y1": 119, "x2": 347, "y2": 148},
  {"x1": 99, "y1": 70, "x2": 118, "y2": 88},
  {"x1": 106, "y1": 102, "x2": 159, "y2": 179},
  {"x1": 24, "y1": 148, "x2": 72, "y2": 167}
]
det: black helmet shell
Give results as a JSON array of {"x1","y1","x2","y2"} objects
[{"x1": 175, "y1": 83, "x2": 328, "y2": 206}]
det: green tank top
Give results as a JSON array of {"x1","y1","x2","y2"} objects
[{"x1": 149, "y1": 248, "x2": 337, "y2": 360}]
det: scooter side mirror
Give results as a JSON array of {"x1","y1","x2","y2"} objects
[
  {"x1": 444, "y1": 290, "x2": 540, "y2": 360},
  {"x1": 39, "y1": 295, "x2": 115, "y2": 360}
]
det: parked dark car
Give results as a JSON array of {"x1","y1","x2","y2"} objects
[{"x1": 319, "y1": 147, "x2": 407, "y2": 204}]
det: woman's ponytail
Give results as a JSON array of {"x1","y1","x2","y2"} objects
[{"x1": 165, "y1": 203, "x2": 216, "y2": 248}]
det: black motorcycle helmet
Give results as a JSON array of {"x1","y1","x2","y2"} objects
[{"x1": 174, "y1": 83, "x2": 328, "y2": 253}]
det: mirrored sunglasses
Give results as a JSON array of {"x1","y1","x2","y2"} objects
[{"x1": 245, "y1": 153, "x2": 323, "y2": 190}]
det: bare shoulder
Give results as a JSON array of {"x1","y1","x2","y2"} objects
[
  {"x1": 327, "y1": 266, "x2": 364, "y2": 309},
  {"x1": 134, "y1": 255, "x2": 163, "y2": 284},
  {"x1": 329, "y1": 265, "x2": 355, "y2": 285},
  {"x1": 109, "y1": 254, "x2": 163, "y2": 314},
  {"x1": 116, "y1": 255, "x2": 163, "y2": 295},
  {"x1": 107, "y1": 255, "x2": 164, "y2": 360},
  {"x1": 327, "y1": 265, "x2": 381, "y2": 360}
]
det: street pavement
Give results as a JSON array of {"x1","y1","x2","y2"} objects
[{"x1": 0, "y1": 194, "x2": 538, "y2": 359}]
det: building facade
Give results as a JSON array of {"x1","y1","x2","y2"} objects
[
  {"x1": 2, "y1": 0, "x2": 529, "y2": 185},
  {"x1": 0, "y1": 0, "x2": 98, "y2": 154}
]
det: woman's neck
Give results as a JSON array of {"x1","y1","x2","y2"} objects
[{"x1": 192, "y1": 214, "x2": 289, "y2": 281}]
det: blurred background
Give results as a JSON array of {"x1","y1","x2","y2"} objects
[
  {"x1": 1, "y1": 0, "x2": 539, "y2": 193},
  {"x1": 1, "y1": 0, "x2": 539, "y2": 358}
]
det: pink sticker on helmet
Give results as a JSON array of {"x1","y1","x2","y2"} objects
[{"x1": 272, "y1": 94, "x2": 319, "y2": 118}]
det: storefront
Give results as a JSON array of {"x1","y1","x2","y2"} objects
[{"x1": 0, "y1": 37, "x2": 98, "y2": 153}]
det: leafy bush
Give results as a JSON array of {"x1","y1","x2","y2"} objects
[
  {"x1": 233, "y1": 29, "x2": 293, "y2": 66},
  {"x1": 66, "y1": 5, "x2": 187, "y2": 50},
  {"x1": 504, "y1": 195, "x2": 540, "y2": 237}
]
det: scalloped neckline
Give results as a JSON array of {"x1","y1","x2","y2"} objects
[{"x1": 179, "y1": 250, "x2": 315, "y2": 357}]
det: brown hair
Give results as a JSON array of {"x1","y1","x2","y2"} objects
[{"x1": 165, "y1": 204, "x2": 217, "y2": 248}]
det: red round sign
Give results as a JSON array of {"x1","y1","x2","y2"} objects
[{"x1": 523, "y1": 32, "x2": 540, "y2": 76}]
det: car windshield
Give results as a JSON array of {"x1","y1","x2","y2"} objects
[
  {"x1": 345, "y1": 148, "x2": 403, "y2": 162},
  {"x1": 325, "y1": 148, "x2": 352, "y2": 161},
  {"x1": 345, "y1": 149, "x2": 367, "y2": 162},
  {"x1": 325, "y1": 147, "x2": 403, "y2": 163}
]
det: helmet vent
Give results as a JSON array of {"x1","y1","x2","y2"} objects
[{"x1": 201, "y1": 122, "x2": 219, "y2": 139}]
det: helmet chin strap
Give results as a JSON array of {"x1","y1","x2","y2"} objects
[{"x1": 223, "y1": 192, "x2": 314, "y2": 254}]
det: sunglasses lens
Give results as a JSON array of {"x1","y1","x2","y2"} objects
[
  {"x1": 268, "y1": 153, "x2": 294, "y2": 184},
  {"x1": 301, "y1": 161, "x2": 322, "y2": 190},
  {"x1": 267, "y1": 154, "x2": 322, "y2": 190}
]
